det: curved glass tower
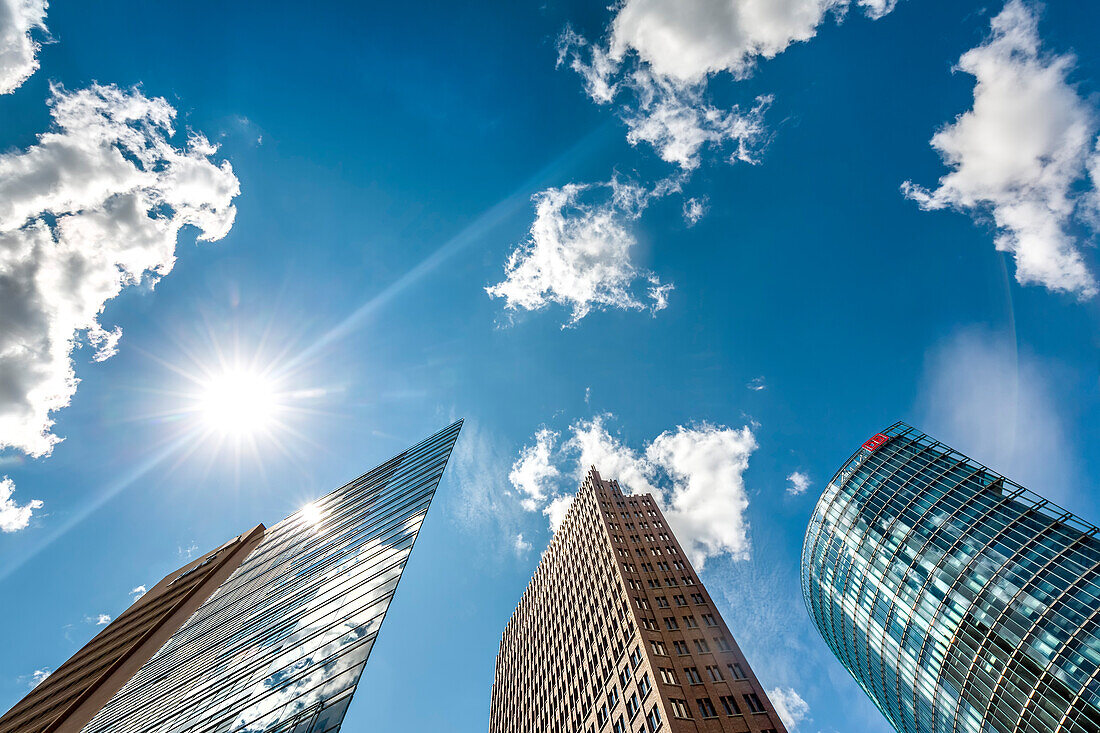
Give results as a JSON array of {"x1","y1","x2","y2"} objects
[{"x1": 802, "y1": 422, "x2": 1100, "y2": 733}]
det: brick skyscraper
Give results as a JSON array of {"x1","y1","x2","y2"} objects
[{"x1": 491, "y1": 468, "x2": 787, "y2": 733}]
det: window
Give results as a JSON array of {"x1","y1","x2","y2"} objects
[
  {"x1": 719, "y1": 695, "x2": 741, "y2": 716},
  {"x1": 646, "y1": 705, "x2": 662, "y2": 731},
  {"x1": 630, "y1": 646, "x2": 642, "y2": 667},
  {"x1": 697, "y1": 698, "x2": 717, "y2": 718},
  {"x1": 597, "y1": 703, "x2": 609, "y2": 726},
  {"x1": 669, "y1": 698, "x2": 692, "y2": 719},
  {"x1": 682, "y1": 615, "x2": 698, "y2": 628},
  {"x1": 673, "y1": 640, "x2": 689, "y2": 655},
  {"x1": 620, "y1": 666, "x2": 633, "y2": 687},
  {"x1": 642, "y1": 617, "x2": 658, "y2": 631},
  {"x1": 635, "y1": 597, "x2": 650, "y2": 610},
  {"x1": 664, "y1": 617, "x2": 678, "y2": 630},
  {"x1": 626, "y1": 693, "x2": 640, "y2": 718},
  {"x1": 613, "y1": 715, "x2": 626, "y2": 733},
  {"x1": 728, "y1": 662, "x2": 746, "y2": 680},
  {"x1": 655, "y1": 596, "x2": 669, "y2": 608},
  {"x1": 693, "y1": 639, "x2": 710, "y2": 654},
  {"x1": 705, "y1": 665, "x2": 723, "y2": 682},
  {"x1": 684, "y1": 666, "x2": 702, "y2": 684},
  {"x1": 650, "y1": 640, "x2": 667, "y2": 656},
  {"x1": 743, "y1": 693, "x2": 765, "y2": 714},
  {"x1": 608, "y1": 685, "x2": 619, "y2": 709},
  {"x1": 673, "y1": 594, "x2": 687, "y2": 607},
  {"x1": 714, "y1": 636, "x2": 732, "y2": 652},
  {"x1": 690, "y1": 592, "x2": 705, "y2": 604},
  {"x1": 638, "y1": 672, "x2": 652, "y2": 698},
  {"x1": 701, "y1": 613, "x2": 717, "y2": 627},
  {"x1": 658, "y1": 667, "x2": 677, "y2": 685}
]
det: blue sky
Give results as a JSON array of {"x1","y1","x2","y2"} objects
[{"x1": 1, "y1": 1, "x2": 1100, "y2": 731}]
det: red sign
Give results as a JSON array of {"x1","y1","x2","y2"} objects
[{"x1": 862, "y1": 433, "x2": 890, "y2": 452}]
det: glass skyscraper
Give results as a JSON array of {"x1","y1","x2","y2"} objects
[
  {"x1": 0, "y1": 420, "x2": 461, "y2": 733},
  {"x1": 802, "y1": 422, "x2": 1100, "y2": 733}
]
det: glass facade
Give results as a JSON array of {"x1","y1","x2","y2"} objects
[
  {"x1": 802, "y1": 423, "x2": 1100, "y2": 733},
  {"x1": 80, "y1": 420, "x2": 462, "y2": 733}
]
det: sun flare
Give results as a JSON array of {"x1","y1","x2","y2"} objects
[{"x1": 197, "y1": 369, "x2": 279, "y2": 437}]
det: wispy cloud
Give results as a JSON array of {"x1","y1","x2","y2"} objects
[
  {"x1": 0, "y1": 0, "x2": 48, "y2": 94},
  {"x1": 786, "y1": 471, "x2": 812, "y2": 496},
  {"x1": 178, "y1": 543, "x2": 199, "y2": 560},
  {"x1": 0, "y1": 83, "x2": 240, "y2": 529},
  {"x1": 487, "y1": 178, "x2": 673, "y2": 324},
  {"x1": 507, "y1": 414, "x2": 758, "y2": 569},
  {"x1": 682, "y1": 197, "x2": 708, "y2": 226},
  {"x1": 746, "y1": 376, "x2": 767, "y2": 391},
  {"x1": 915, "y1": 327, "x2": 1078, "y2": 504},
  {"x1": 903, "y1": 0, "x2": 1099, "y2": 299}
]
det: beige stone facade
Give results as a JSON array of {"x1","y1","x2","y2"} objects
[{"x1": 491, "y1": 468, "x2": 788, "y2": 733}]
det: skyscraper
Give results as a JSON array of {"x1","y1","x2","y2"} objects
[
  {"x1": 0, "y1": 420, "x2": 462, "y2": 733},
  {"x1": 802, "y1": 422, "x2": 1100, "y2": 733},
  {"x1": 491, "y1": 468, "x2": 786, "y2": 733}
]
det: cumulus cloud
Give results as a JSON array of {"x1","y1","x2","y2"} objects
[
  {"x1": 0, "y1": 476, "x2": 40, "y2": 532},
  {"x1": 486, "y1": 178, "x2": 672, "y2": 324},
  {"x1": 559, "y1": 1, "x2": 894, "y2": 171},
  {"x1": 514, "y1": 533, "x2": 532, "y2": 555},
  {"x1": 93, "y1": 613, "x2": 110, "y2": 625},
  {"x1": 903, "y1": 1, "x2": 1099, "y2": 299},
  {"x1": 129, "y1": 585, "x2": 147, "y2": 601},
  {"x1": 767, "y1": 686, "x2": 810, "y2": 730},
  {"x1": 30, "y1": 668, "x2": 50, "y2": 688},
  {"x1": 608, "y1": 0, "x2": 847, "y2": 83},
  {"x1": 786, "y1": 470, "x2": 811, "y2": 496},
  {"x1": 560, "y1": 33, "x2": 771, "y2": 172},
  {"x1": 0, "y1": 0, "x2": 48, "y2": 95},
  {"x1": 0, "y1": 83, "x2": 239, "y2": 463},
  {"x1": 508, "y1": 414, "x2": 758, "y2": 568},
  {"x1": 510, "y1": 428, "x2": 560, "y2": 510}
]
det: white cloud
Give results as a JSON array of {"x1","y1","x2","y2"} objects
[
  {"x1": 542, "y1": 494, "x2": 575, "y2": 534},
  {"x1": 682, "y1": 197, "x2": 708, "y2": 226},
  {"x1": 486, "y1": 178, "x2": 672, "y2": 324},
  {"x1": 608, "y1": 0, "x2": 847, "y2": 83},
  {"x1": 647, "y1": 423, "x2": 757, "y2": 565},
  {"x1": 902, "y1": 1, "x2": 1099, "y2": 299},
  {"x1": 129, "y1": 585, "x2": 147, "y2": 601},
  {"x1": 0, "y1": 0, "x2": 48, "y2": 95},
  {"x1": 786, "y1": 470, "x2": 811, "y2": 496},
  {"x1": 0, "y1": 476, "x2": 40, "y2": 532},
  {"x1": 858, "y1": 0, "x2": 898, "y2": 21},
  {"x1": 29, "y1": 668, "x2": 50, "y2": 688},
  {"x1": 94, "y1": 613, "x2": 110, "y2": 625},
  {"x1": 560, "y1": 1, "x2": 895, "y2": 172},
  {"x1": 178, "y1": 542, "x2": 199, "y2": 559},
  {"x1": 510, "y1": 428, "x2": 560, "y2": 510},
  {"x1": 560, "y1": 33, "x2": 772, "y2": 172},
  {"x1": 513, "y1": 533, "x2": 532, "y2": 555},
  {"x1": 0, "y1": 83, "x2": 239, "y2": 463},
  {"x1": 767, "y1": 686, "x2": 810, "y2": 730},
  {"x1": 746, "y1": 376, "x2": 766, "y2": 391},
  {"x1": 509, "y1": 414, "x2": 759, "y2": 568},
  {"x1": 915, "y1": 328, "x2": 1077, "y2": 505}
]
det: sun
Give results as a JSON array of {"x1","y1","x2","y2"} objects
[{"x1": 196, "y1": 369, "x2": 280, "y2": 437}]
